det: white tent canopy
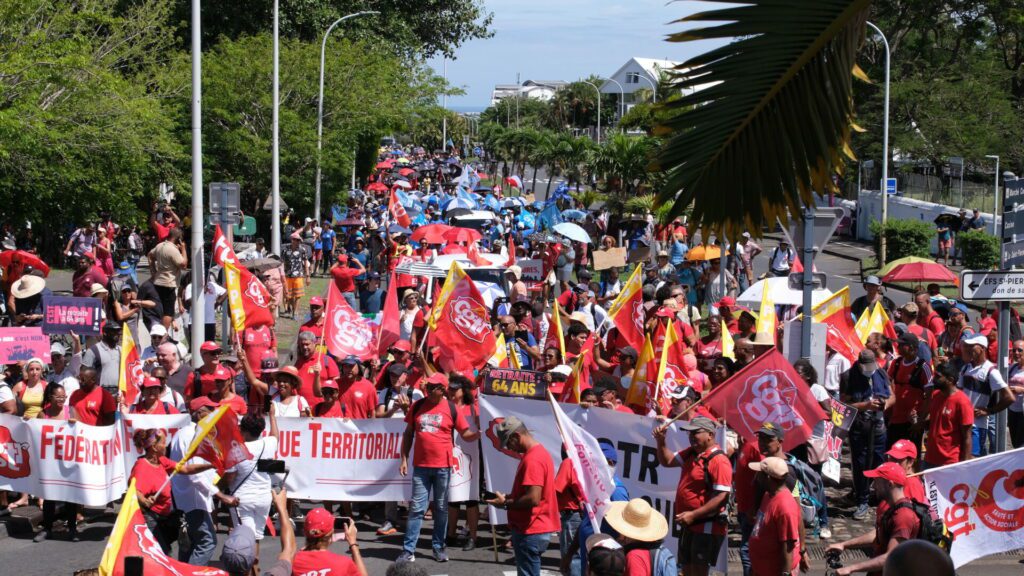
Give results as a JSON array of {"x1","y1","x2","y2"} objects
[{"x1": 736, "y1": 277, "x2": 834, "y2": 309}]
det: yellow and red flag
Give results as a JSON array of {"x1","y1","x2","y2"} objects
[
  {"x1": 212, "y1": 225, "x2": 274, "y2": 332},
  {"x1": 99, "y1": 479, "x2": 227, "y2": 576},
  {"x1": 625, "y1": 333, "x2": 655, "y2": 410},
  {"x1": 179, "y1": 405, "x2": 251, "y2": 475},
  {"x1": 560, "y1": 334, "x2": 595, "y2": 404},
  {"x1": 117, "y1": 324, "x2": 143, "y2": 406},
  {"x1": 721, "y1": 319, "x2": 736, "y2": 360},
  {"x1": 607, "y1": 264, "x2": 645, "y2": 351},
  {"x1": 430, "y1": 263, "x2": 497, "y2": 373},
  {"x1": 810, "y1": 286, "x2": 864, "y2": 363},
  {"x1": 755, "y1": 280, "x2": 777, "y2": 346},
  {"x1": 389, "y1": 187, "x2": 412, "y2": 228},
  {"x1": 652, "y1": 320, "x2": 686, "y2": 416},
  {"x1": 429, "y1": 261, "x2": 468, "y2": 330}
]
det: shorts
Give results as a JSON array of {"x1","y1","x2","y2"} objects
[
  {"x1": 939, "y1": 238, "x2": 952, "y2": 250},
  {"x1": 679, "y1": 527, "x2": 725, "y2": 567},
  {"x1": 154, "y1": 284, "x2": 177, "y2": 318},
  {"x1": 285, "y1": 277, "x2": 305, "y2": 300}
]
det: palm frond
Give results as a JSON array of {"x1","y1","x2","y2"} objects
[{"x1": 653, "y1": 0, "x2": 870, "y2": 237}]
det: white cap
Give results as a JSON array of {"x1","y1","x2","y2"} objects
[
  {"x1": 963, "y1": 333, "x2": 988, "y2": 347},
  {"x1": 150, "y1": 324, "x2": 167, "y2": 337},
  {"x1": 50, "y1": 342, "x2": 67, "y2": 356},
  {"x1": 742, "y1": 231, "x2": 751, "y2": 238}
]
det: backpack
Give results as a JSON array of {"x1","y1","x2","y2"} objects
[
  {"x1": 883, "y1": 499, "x2": 950, "y2": 549},
  {"x1": 786, "y1": 454, "x2": 827, "y2": 528},
  {"x1": 648, "y1": 545, "x2": 678, "y2": 576},
  {"x1": 693, "y1": 449, "x2": 729, "y2": 522}
]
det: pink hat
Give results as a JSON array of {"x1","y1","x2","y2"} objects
[{"x1": 309, "y1": 296, "x2": 324, "y2": 307}]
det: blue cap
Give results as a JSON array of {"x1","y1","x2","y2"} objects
[
  {"x1": 599, "y1": 440, "x2": 618, "y2": 464},
  {"x1": 341, "y1": 355, "x2": 362, "y2": 365}
]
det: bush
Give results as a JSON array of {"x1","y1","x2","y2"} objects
[
  {"x1": 870, "y1": 219, "x2": 934, "y2": 263},
  {"x1": 958, "y1": 230, "x2": 1000, "y2": 270}
]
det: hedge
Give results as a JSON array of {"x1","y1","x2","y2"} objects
[
  {"x1": 957, "y1": 229, "x2": 1000, "y2": 270},
  {"x1": 870, "y1": 219, "x2": 934, "y2": 263}
]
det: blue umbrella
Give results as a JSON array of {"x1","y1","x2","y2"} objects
[
  {"x1": 388, "y1": 224, "x2": 412, "y2": 235},
  {"x1": 483, "y1": 195, "x2": 500, "y2": 211},
  {"x1": 562, "y1": 209, "x2": 587, "y2": 222},
  {"x1": 444, "y1": 197, "x2": 476, "y2": 211}
]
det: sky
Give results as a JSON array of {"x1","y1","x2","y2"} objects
[{"x1": 427, "y1": 0, "x2": 725, "y2": 111}]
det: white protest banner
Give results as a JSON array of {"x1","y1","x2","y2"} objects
[
  {"x1": 479, "y1": 395, "x2": 727, "y2": 573},
  {"x1": 923, "y1": 447, "x2": 1024, "y2": 568},
  {"x1": 0, "y1": 414, "x2": 129, "y2": 506},
  {"x1": 516, "y1": 259, "x2": 544, "y2": 281},
  {"x1": 549, "y1": 394, "x2": 615, "y2": 527}
]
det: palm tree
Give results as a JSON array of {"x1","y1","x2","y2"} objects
[
  {"x1": 598, "y1": 133, "x2": 657, "y2": 197},
  {"x1": 653, "y1": 0, "x2": 870, "y2": 236},
  {"x1": 556, "y1": 134, "x2": 595, "y2": 191},
  {"x1": 533, "y1": 132, "x2": 562, "y2": 196}
]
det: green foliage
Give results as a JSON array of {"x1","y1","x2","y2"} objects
[
  {"x1": 869, "y1": 219, "x2": 934, "y2": 263},
  {"x1": 591, "y1": 133, "x2": 658, "y2": 196},
  {"x1": 958, "y1": 230, "x2": 1000, "y2": 270},
  {"x1": 480, "y1": 97, "x2": 550, "y2": 129}
]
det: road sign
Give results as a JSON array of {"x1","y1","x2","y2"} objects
[
  {"x1": 1002, "y1": 204, "x2": 1024, "y2": 241},
  {"x1": 960, "y1": 269, "x2": 1024, "y2": 301},
  {"x1": 884, "y1": 178, "x2": 897, "y2": 195},
  {"x1": 788, "y1": 272, "x2": 827, "y2": 292},
  {"x1": 1003, "y1": 179, "x2": 1024, "y2": 262},
  {"x1": 209, "y1": 182, "x2": 240, "y2": 214},
  {"x1": 781, "y1": 207, "x2": 845, "y2": 256}
]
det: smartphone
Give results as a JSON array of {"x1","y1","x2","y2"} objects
[
  {"x1": 263, "y1": 394, "x2": 272, "y2": 414},
  {"x1": 338, "y1": 516, "x2": 354, "y2": 530},
  {"x1": 257, "y1": 459, "x2": 287, "y2": 474},
  {"x1": 515, "y1": 330, "x2": 528, "y2": 343},
  {"x1": 482, "y1": 489, "x2": 499, "y2": 501}
]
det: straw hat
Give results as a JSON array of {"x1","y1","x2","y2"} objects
[
  {"x1": 90, "y1": 283, "x2": 109, "y2": 296},
  {"x1": 603, "y1": 498, "x2": 668, "y2": 542},
  {"x1": 10, "y1": 275, "x2": 45, "y2": 299}
]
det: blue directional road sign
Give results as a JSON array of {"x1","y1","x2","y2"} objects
[{"x1": 884, "y1": 178, "x2": 897, "y2": 195}]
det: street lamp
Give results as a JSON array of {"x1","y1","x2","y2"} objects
[
  {"x1": 637, "y1": 74, "x2": 658, "y2": 103},
  {"x1": 987, "y1": 155, "x2": 1000, "y2": 235},
  {"x1": 271, "y1": 0, "x2": 281, "y2": 255},
  {"x1": 601, "y1": 77, "x2": 626, "y2": 123},
  {"x1": 314, "y1": 11, "x2": 378, "y2": 223},
  {"x1": 189, "y1": 0, "x2": 205, "y2": 363},
  {"x1": 866, "y1": 21, "x2": 890, "y2": 265},
  {"x1": 581, "y1": 80, "x2": 601, "y2": 145}
]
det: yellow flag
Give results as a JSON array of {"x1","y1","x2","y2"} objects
[
  {"x1": 553, "y1": 299, "x2": 566, "y2": 358},
  {"x1": 98, "y1": 479, "x2": 140, "y2": 576},
  {"x1": 721, "y1": 319, "x2": 736, "y2": 360},
  {"x1": 812, "y1": 285, "x2": 851, "y2": 322},
  {"x1": 429, "y1": 261, "x2": 467, "y2": 329},
  {"x1": 656, "y1": 320, "x2": 680, "y2": 394},
  {"x1": 607, "y1": 263, "x2": 642, "y2": 317},
  {"x1": 490, "y1": 333, "x2": 509, "y2": 366},
  {"x1": 755, "y1": 282, "x2": 777, "y2": 338},
  {"x1": 180, "y1": 404, "x2": 231, "y2": 465},
  {"x1": 866, "y1": 301, "x2": 889, "y2": 339},
  {"x1": 626, "y1": 333, "x2": 654, "y2": 407}
]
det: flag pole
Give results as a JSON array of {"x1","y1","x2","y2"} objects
[{"x1": 658, "y1": 393, "x2": 712, "y2": 430}]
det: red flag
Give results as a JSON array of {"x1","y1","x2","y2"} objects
[
  {"x1": 792, "y1": 257, "x2": 803, "y2": 273},
  {"x1": 702, "y1": 349, "x2": 827, "y2": 451},
  {"x1": 118, "y1": 325, "x2": 143, "y2": 406},
  {"x1": 377, "y1": 270, "x2": 401, "y2": 355},
  {"x1": 324, "y1": 280, "x2": 376, "y2": 360},
  {"x1": 505, "y1": 234, "x2": 516, "y2": 267},
  {"x1": 651, "y1": 320, "x2": 688, "y2": 416},
  {"x1": 810, "y1": 286, "x2": 864, "y2": 363},
  {"x1": 212, "y1": 226, "x2": 274, "y2": 332},
  {"x1": 467, "y1": 241, "x2": 491, "y2": 266},
  {"x1": 432, "y1": 271, "x2": 497, "y2": 372},
  {"x1": 389, "y1": 188, "x2": 412, "y2": 228},
  {"x1": 560, "y1": 334, "x2": 595, "y2": 403},
  {"x1": 189, "y1": 405, "x2": 252, "y2": 475},
  {"x1": 606, "y1": 265, "x2": 644, "y2": 351}
]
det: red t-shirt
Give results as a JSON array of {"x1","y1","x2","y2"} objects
[
  {"x1": 918, "y1": 312, "x2": 946, "y2": 341},
  {"x1": 185, "y1": 367, "x2": 236, "y2": 399},
  {"x1": 624, "y1": 548, "x2": 653, "y2": 576},
  {"x1": 313, "y1": 401, "x2": 344, "y2": 417},
  {"x1": 508, "y1": 443, "x2": 560, "y2": 535},
  {"x1": 291, "y1": 549, "x2": 360, "y2": 576},
  {"x1": 69, "y1": 386, "x2": 116, "y2": 425},
  {"x1": 129, "y1": 456, "x2": 176, "y2": 516},
  {"x1": 294, "y1": 354, "x2": 340, "y2": 409},
  {"x1": 336, "y1": 378, "x2": 378, "y2": 419},
  {"x1": 554, "y1": 458, "x2": 582, "y2": 512},
  {"x1": 904, "y1": 475, "x2": 927, "y2": 505},
  {"x1": 734, "y1": 442, "x2": 763, "y2": 515},
  {"x1": 331, "y1": 266, "x2": 362, "y2": 293},
  {"x1": 925, "y1": 389, "x2": 974, "y2": 465},
  {"x1": 152, "y1": 220, "x2": 176, "y2": 242},
  {"x1": 873, "y1": 499, "x2": 921, "y2": 567},
  {"x1": 907, "y1": 324, "x2": 937, "y2": 352},
  {"x1": 749, "y1": 489, "x2": 802, "y2": 576},
  {"x1": 130, "y1": 401, "x2": 179, "y2": 415},
  {"x1": 887, "y1": 358, "x2": 931, "y2": 424},
  {"x1": 299, "y1": 319, "x2": 325, "y2": 341},
  {"x1": 242, "y1": 326, "x2": 277, "y2": 372},
  {"x1": 209, "y1": 394, "x2": 248, "y2": 416},
  {"x1": 72, "y1": 266, "x2": 108, "y2": 298},
  {"x1": 405, "y1": 399, "x2": 468, "y2": 468},
  {"x1": 674, "y1": 445, "x2": 732, "y2": 534}
]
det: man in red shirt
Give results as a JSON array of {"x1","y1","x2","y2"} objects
[
  {"x1": 734, "y1": 438, "x2": 763, "y2": 576},
  {"x1": 299, "y1": 297, "x2": 326, "y2": 341},
  {"x1": 827, "y1": 462, "x2": 921, "y2": 576},
  {"x1": 202, "y1": 365, "x2": 247, "y2": 415},
  {"x1": 654, "y1": 416, "x2": 731, "y2": 576},
  {"x1": 397, "y1": 373, "x2": 480, "y2": 563},
  {"x1": 332, "y1": 355, "x2": 377, "y2": 419},
  {"x1": 329, "y1": 254, "x2": 365, "y2": 312},
  {"x1": 748, "y1": 457, "x2": 802, "y2": 576},
  {"x1": 885, "y1": 440, "x2": 927, "y2": 504},
  {"x1": 886, "y1": 332, "x2": 932, "y2": 451},
  {"x1": 69, "y1": 367, "x2": 115, "y2": 425},
  {"x1": 291, "y1": 507, "x2": 367, "y2": 576},
  {"x1": 487, "y1": 415, "x2": 559, "y2": 576},
  {"x1": 241, "y1": 323, "x2": 276, "y2": 377},
  {"x1": 71, "y1": 252, "x2": 108, "y2": 298},
  {"x1": 184, "y1": 341, "x2": 230, "y2": 401},
  {"x1": 914, "y1": 291, "x2": 946, "y2": 339},
  {"x1": 293, "y1": 331, "x2": 339, "y2": 409},
  {"x1": 900, "y1": 303, "x2": 937, "y2": 354},
  {"x1": 924, "y1": 362, "x2": 974, "y2": 468}
]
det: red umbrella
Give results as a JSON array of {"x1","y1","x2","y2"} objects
[
  {"x1": 881, "y1": 261, "x2": 958, "y2": 285},
  {"x1": 410, "y1": 223, "x2": 452, "y2": 244},
  {"x1": 0, "y1": 250, "x2": 50, "y2": 278},
  {"x1": 366, "y1": 182, "x2": 388, "y2": 192},
  {"x1": 398, "y1": 168, "x2": 415, "y2": 176},
  {"x1": 476, "y1": 172, "x2": 489, "y2": 179},
  {"x1": 442, "y1": 227, "x2": 483, "y2": 245},
  {"x1": 375, "y1": 161, "x2": 394, "y2": 170}
]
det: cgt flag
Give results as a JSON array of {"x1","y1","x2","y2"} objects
[
  {"x1": 181, "y1": 405, "x2": 251, "y2": 475},
  {"x1": 118, "y1": 324, "x2": 144, "y2": 406},
  {"x1": 606, "y1": 264, "x2": 644, "y2": 352},
  {"x1": 324, "y1": 280, "x2": 377, "y2": 360},
  {"x1": 702, "y1": 348, "x2": 827, "y2": 451},
  {"x1": 548, "y1": 392, "x2": 616, "y2": 528},
  {"x1": 431, "y1": 264, "x2": 497, "y2": 373},
  {"x1": 212, "y1": 226, "x2": 274, "y2": 332},
  {"x1": 810, "y1": 286, "x2": 863, "y2": 364},
  {"x1": 923, "y1": 448, "x2": 1024, "y2": 567},
  {"x1": 389, "y1": 187, "x2": 412, "y2": 228},
  {"x1": 376, "y1": 269, "x2": 401, "y2": 355},
  {"x1": 99, "y1": 479, "x2": 227, "y2": 576}
]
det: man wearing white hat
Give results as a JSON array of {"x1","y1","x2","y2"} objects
[
  {"x1": 46, "y1": 339, "x2": 82, "y2": 397},
  {"x1": 748, "y1": 457, "x2": 802, "y2": 576},
  {"x1": 958, "y1": 332, "x2": 1015, "y2": 456}
]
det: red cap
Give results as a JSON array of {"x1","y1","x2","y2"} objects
[
  {"x1": 655, "y1": 306, "x2": 676, "y2": 318},
  {"x1": 213, "y1": 365, "x2": 232, "y2": 381},
  {"x1": 886, "y1": 439, "x2": 918, "y2": 461},
  {"x1": 425, "y1": 373, "x2": 449, "y2": 388},
  {"x1": 716, "y1": 296, "x2": 736, "y2": 309},
  {"x1": 320, "y1": 378, "x2": 339, "y2": 390},
  {"x1": 336, "y1": 254, "x2": 349, "y2": 264},
  {"x1": 980, "y1": 317, "x2": 997, "y2": 336},
  {"x1": 81, "y1": 251, "x2": 95, "y2": 261},
  {"x1": 391, "y1": 340, "x2": 412, "y2": 352},
  {"x1": 141, "y1": 376, "x2": 163, "y2": 389},
  {"x1": 863, "y1": 462, "x2": 907, "y2": 486},
  {"x1": 304, "y1": 507, "x2": 334, "y2": 537},
  {"x1": 188, "y1": 396, "x2": 218, "y2": 412},
  {"x1": 309, "y1": 296, "x2": 324, "y2": 307},
  {"x1": 200, "y1": 341, "x2": 222, "y2": 353}
]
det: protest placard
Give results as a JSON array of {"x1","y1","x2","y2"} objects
[
  {"x1": 516, "y1": 258, "x2": 544, "y2": 281},
  {"x1": 42, "y1": 295, "x2": 103, "y2": 335},
  {"x1": 592, "y1": 247, "x2": 627, "y2": 270},
  {"x1": 482, "y1": 368, "x2": 547, "y2": 399},
  {"x1": 0, "y1": 327, "x2": 52, "y2": 363}
]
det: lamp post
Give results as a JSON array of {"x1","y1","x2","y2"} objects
[
  {"x1": 866, "y1": 21, "x2": 890, "y2": 265},
  {"x1": 314, "y1": 11, "x2": 378, "y2": 224},
  {"x1": 581, "y1": 80, "x2": 601, "y2": 145},
  {"x1": 189, "y1": 0, "x2": 204, "y2": 363},
  {"x1": 987, "y1": 155, "x2": 1000, "y2": 235},
  {"x1": 601, "y1": 77, "x2": 626, "y2": 123},
  {"x1": 441, "y1": 58, "x2": 448, "y2": 153},
  {"x1": 637, "y1": 74, "x2": 658, "y2": 102},
  {"x1": 271, "y1": 0, "x2": 281, "y2": 255}
]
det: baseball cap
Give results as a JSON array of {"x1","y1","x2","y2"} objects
[
  {"x1": 309, "y1": 296, "x2": 324, "y2": 307},
  {"x1": 962, "y1": 333, "x2": 988, "y2": 347},
  {"x1": 149, "y1": 324, "x2": 167, "y2": 338},
  {"x1": 748, "y1": 456, "x2": 789, "y2": 480},
  {"x1": 259, "y1": 350, "x2": 280, "y2": 373},
  {"x1": 599, "y1": 440, "x2": 618, "y2": 464},
  {"x1": 304, "y1": 507, "x2": 334, "y2": 537},
  {"x1": 425, "y1": 373, "x2": 449, "y2": 388},
  {"x1": 141, "y1": 376, "x2": 163, "y2": 389},
  {"x1": 50, "y1": 342, "x2": 67, "y2": 357},
  {"x1": 949, "y1": 303, "x2": 969, "y2": 316},
  {"x1": 619, "y1": 346, "x2": 638, "y2": 360},
  {"x1": 897, "y1": 332, "x2": 920, "y2": 348},
  {"x1": 980, "y1": 317, "x2": 997, "y2": 336},
  {"x1": 391, "y1": 340, "x2": 412, "y2": 353},
  {"x1": 857, "y1": 349, "x2": 878, "y2": 372},
  {"x1": 715, "y1": 296, "x2": 736, "y2": 309},
  {"x1": 494, "y1": 415, "x2": 525, "y2": 448},
  {"x1": 548, "y1": 364, "x2": 573, "y2": 378},
  {"x1": 220, "y1": 524, "x2": 257, "y2": 575},
  {"x1": 320, "y1": 378, "x2": 339, "y2": 390},
  {"x1": 886, "y1": 439, "x2": 918, "y2": 461},
  {"x1": 863, "y1": 461, "x2": 907, "y2": 486},
  {"x1": 387, "y1": 363, "x2": 407, "y2": 378},
  {"x1": 200, "y1": 341, "x2": 222, "y2": 353},
  {"x1": 864, "y1": 275, "x2": 882, "y2": 286},
  {"x1": 893, "y1": 322, "x2": 909, "y2": 335},
  {"x1": 644, "y1": 262, "x2": 658, "y2": 272},
  {"x1": 679, "y1": 417, "x2": 716, "y2": 433},
  {"x1": 756, "y1": 422, "x2": 786, "y2": 441},
  {"x1": 902, "y1": 302, "x2": 919, "y2": 314},
  {"x1": 336, "y1": 254, "x2": 348, "y2": 264},
  {"x1": 213, "y1": 365, "x2": 232, "y2": 381},
  {"x1": 340, "y1": 354, "x2": 362, "y2": 366},
  {"x1": 667, "y1": 385, "x2": 698, "y2": 401},
  {"x1": 657, "y1": 250, "x2": 669, "y2": 257},
  {"x1": 189, "y1": 396, "x2": 218, "y2": 412},
  {"x1": 368, "y1": 271, "x2": 381, "y2": 280}
]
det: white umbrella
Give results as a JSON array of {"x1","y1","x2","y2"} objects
[
  {"x1": 736, "y1": 277, "x2": 834, "y2": 309},
  {"x1": 393, "y1": 180, "x2": 412, "y2": 189},
  {"x1": 552, "y1": 222, "x2": 592, "y2": 244}
]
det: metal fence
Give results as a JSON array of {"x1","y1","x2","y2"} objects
[{"x1": 853, "y1": 168, "x2": 999, "y2": 213}]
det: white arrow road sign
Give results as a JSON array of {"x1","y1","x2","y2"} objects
[{"x1": 960, "y1": 269, "x2": 1024, "y2": 301}]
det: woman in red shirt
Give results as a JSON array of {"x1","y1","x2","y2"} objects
[
  {"x1": 130, "y1": 377, "x2": 180, "y2": 414},
  {"x1": 695, "y1": 317, "x2": 724, "y2": 373}
]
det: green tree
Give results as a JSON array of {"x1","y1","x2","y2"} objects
[
  {"x1": 548, "y1": 77, "x2": 617, "y2": 131},
  {"x1": 594, "y1": 134, "x2": 658, "y2": 197},
  {"x1": 480, "y1": 97, "x2": 550, "y2": 129}
]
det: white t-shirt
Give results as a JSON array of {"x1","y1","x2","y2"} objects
[
  {"x1": 824, "y1": 354, "x2": 851, "y2": 393},
  {"x1": 272, "y1": 395, "x2": 309, "y2": 418},
  {"x1": 184, "y1": 281, "x2": 227, "y2": 324},
  {"x1": 0, "y1": 384, "x2": 14, "y2": 405},
  {"x1": 377, "y1": 387, "x2": 424, "y2": 418},
  {"x1": 958, "y1": 360, "x2": 1008, "y2": 431},
  {"x1": 227, "y1": 436, "x2": 279, "y2": 504},
  {"x1": 809, "y1": 383, "x2": 830, "y2": 403}
]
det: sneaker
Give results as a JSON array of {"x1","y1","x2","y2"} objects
[
  {"x1": 377, "y1": 521, "x2": 397, "y2": 536},
  {"x1": 819, "y1": 526, "x2": 832, "y2": 540},
  {"x1": 33, "y1": 530, "x2": 49, "y2": 543},
  {"x1": 69, "y1": 531, "x2": 80, "y2": 543},
  {"x1": 433, "y1": 548, "x2": 449, "y2": 562},
  {"x1": 853, "y1": 503, "x2": 870, "y2": 521},
  {"x1": 395, "y1": 551, "x2": 415, "y2": 563},
  {"x1": 462, "y1": 538, "x2": 476, "y2": 552}
]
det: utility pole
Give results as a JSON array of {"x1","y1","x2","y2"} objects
[
  {"x1": 189, "y1": 0, "x2": 204, "y2": 363},
  {"x1": 270, "y1": 0, "x2": 281, "y2": 255}
]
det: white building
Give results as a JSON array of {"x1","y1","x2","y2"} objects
[
  {"x1": 600, "y1": 57, "x2": 680, "y2": 111},
  {"x1": 490, "y1": 79, "x2": 567, "y2": 106}
]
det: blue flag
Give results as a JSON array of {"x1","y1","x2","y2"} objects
[
  {"x1": 539, "y1": 202, "x2": 563, "y2": 230},
  {"x1": 331, "y1": 205, "x2": 345, "y2": 224}
]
